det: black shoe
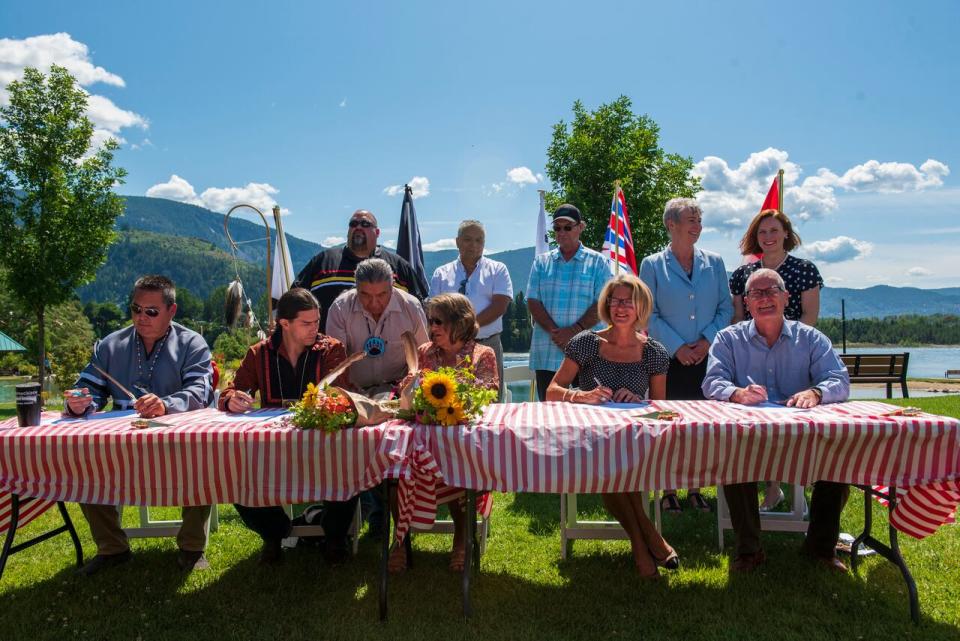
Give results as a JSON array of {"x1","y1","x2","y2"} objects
[
  {"x1": 77, "y1": 550, "x2": 133, "y2": 576},
  {"x1": 259, "y1": 539, "x2": 283, "y2": 565},
  {"x1": 177, "y1": 549, "x2": 210, "y2": 571},
  {"x1": 322, "y1": 537, "x2": 351, "y2": 567}
]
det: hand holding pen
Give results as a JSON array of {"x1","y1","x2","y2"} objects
[{"x1": 734, "y1": 375, "x2": 768, "y2": 405}]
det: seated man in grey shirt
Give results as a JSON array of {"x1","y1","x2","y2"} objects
[
  {"x1": 702, "y1": 268, "x2": 850, "y2": 573},
  {"x1": 64, "y1": 275, "x2": 214, "y2": 575}
]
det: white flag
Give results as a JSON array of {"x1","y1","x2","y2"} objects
[
  {"x1": 535, "y1": 191, "x2": 549, "y2": 255},
  {"x1": 270, "y1": 231, "x2": 294, "y2": 300}
]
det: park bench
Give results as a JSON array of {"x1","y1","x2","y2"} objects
[
  {"x1": 839, "y1": 352, "x2": 909, "y2": 399},
  {"x1": 945, "y1": 369, "x2": 960, "y2": 379}
]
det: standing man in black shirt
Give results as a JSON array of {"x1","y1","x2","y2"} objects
[{"x1": 295, "y1": 209, "x2": 428, "y2": 330}]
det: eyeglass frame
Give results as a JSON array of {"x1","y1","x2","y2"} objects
[
  {"x1": 348, "y1": 219, "x2": 376, "y2": 229},
  {"x1": 744, "y1": 286, "x2": 785, "y2": 300},
  {"x1": 130, "y1": 303, "x2": 162, "y2": 318}
]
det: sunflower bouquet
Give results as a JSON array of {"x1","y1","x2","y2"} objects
[
  {"x1": 403, "y1": 364, "x2": 498, "y2": 427},
  {"x1": 285, "y1": 383, "x2": 357, "y2": 432}
]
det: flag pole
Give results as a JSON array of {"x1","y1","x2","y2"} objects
[
  {"x1": 613, "y1": 180, "x2": 622, "y2": 276},
  {"x1": 777, "y1": 168, "x2": 784, "y2": 214}
]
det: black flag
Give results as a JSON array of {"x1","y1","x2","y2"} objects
[{"x1": 397, "y1": 184, "x2": 429, "y2": 298}]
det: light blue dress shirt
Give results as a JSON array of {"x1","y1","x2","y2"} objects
[
  {"x1": 701, "y1": 319, "x2": 850, "y2": 403},
  {"x1": 639, "y1": 247, "x2": 733, "y2": 357}
]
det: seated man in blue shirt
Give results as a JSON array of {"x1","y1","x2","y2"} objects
[{"x1": 702, "y1": 268, "x2": 850, "y2": 573}]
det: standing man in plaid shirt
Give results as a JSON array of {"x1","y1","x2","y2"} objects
[{"x1": 526, "y1": 204, "x2": 613, "y2": 400}]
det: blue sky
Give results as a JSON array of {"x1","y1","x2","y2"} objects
[{"x1": 2, "y1": 1, "x2": 959, "y2": 288}]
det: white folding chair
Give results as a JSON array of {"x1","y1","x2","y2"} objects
[
  {"x1": 502, "y1": 365, "x2": 537, "y2": 403},
  {"x1": 123, "y1": 505, "x2": 219, "y2": 539},
  {"x1": 560, "y1": 492, "x2": 662, "y2": 560},
  {"x1": 716, "y1": 483, "x2": 808, "y2": 551}
]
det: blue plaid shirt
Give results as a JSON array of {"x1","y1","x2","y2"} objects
[{"x1": 526, "y1": 244, "x2": 613, "y2": 371}]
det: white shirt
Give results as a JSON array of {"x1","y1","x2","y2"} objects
[{"x1": 430, "y1": 256, "x2": 513, "y2": 339}]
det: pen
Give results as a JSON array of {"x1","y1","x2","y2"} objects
[{"x1": 746, "y1": 375, "x2": 758, "y2": 386}]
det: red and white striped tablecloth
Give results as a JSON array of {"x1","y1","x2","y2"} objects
[
  {"x1": 411, "y1": 400, "x2": 959, "y2": 539},
  {"x1": 0, "y1": 408, "x2": 410, "y2": 538}
]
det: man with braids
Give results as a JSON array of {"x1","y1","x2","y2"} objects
[{"x1": 219, "y1": 287, "x2": 358, "y2": 566}]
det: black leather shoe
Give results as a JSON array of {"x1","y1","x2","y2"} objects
[
  {"x1": 177, "y1": 549, "x2": 210, "y2": 571},
  {"x1": 322, "y1": 537, "x2": 351, "y2": 567},
  {"x1": 259, "y1": 539, "x2": 283, "y2": 565},
  {"x1": 77, "y1": 550, "x2": 133, "y2": 576}
]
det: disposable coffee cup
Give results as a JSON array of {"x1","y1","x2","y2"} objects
[{"x1": 15, "y1": 382, "x2": 42, "y2": 427}]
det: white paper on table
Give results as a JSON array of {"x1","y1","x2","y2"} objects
[
  {"x1": 725, "y1": 401, "x2": 811, "y2": 412},
  {"x1": 214, "y1": 409, "x2": 289, "y2": 422},
  {"x1": 601, "y1": 401, "x2": 651, "y2": 410}
]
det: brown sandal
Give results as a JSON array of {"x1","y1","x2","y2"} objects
[
  {"x1": 688, "y1": 492, "x2": 711, "y2": 513},
  {"x1": 449, "y1": 544, "x2": 466, "y2": 572},
  {"x1": 388, "y1": 544, "x2": 408, "y2": 573}
]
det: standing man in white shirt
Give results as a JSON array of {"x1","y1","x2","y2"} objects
[{"x1": 430, "y1": 220, "x2": 513, "y2": 399}]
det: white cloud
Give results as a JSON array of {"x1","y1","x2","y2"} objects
[
  {"x1": 693, "y1": 148, "x2": 950, "y2": 230},
  {"x1": 323, "y1": 236, "x2": 346, "y2": 246},
  {"x1": 800, "y1": 236, "x2": 873, "y2": 263},
  {"x1": 824, "y1": 276, "x2": 844, "y2": 284},
  {"x1": 422, "y1": 238, "x2": 457, "y2": 251},
  {"x1": 905, "y1": 266, "x2": 933, "y2": 277},
  {"x1": 0, "y1": 33, "x2": 147, "y2": 149},
  {"x1": 384, "y1": 176, "x2": 430, "y2": 199},
  {"x1": 507, "y1": 166, "x2": 541, "y2": 185},
  {"x1": 145, "y1": 175, "x2": 202, "y2": 206},
  {"x1": 382, "y1": 239, "x2": 397, "y2": 249},
  {"x1": 339, "y1": 97, "x2": 347, "y2": 108},
  {"x1": 145, "y1": 175, "x2": 290, "y2": 215}
]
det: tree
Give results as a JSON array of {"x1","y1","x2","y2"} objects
[
  {"x1": 545, "y1": 96, "x2": 700, "y2": 258},
  {"x1": 0, "y1": 65, "x2": 127, "y2": 384},
  {"x1": 83, "y1": 301, "x2": 126, "y2": 338}
]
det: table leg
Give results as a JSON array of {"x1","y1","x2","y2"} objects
[
  {"x1": 379, "y1": 481, "x2": 390, "y2": 622},
  {"x1": 851, "y1": 485, "x2": 920, "y2": 625},
  {"x1": 462, "y1": 489, "x2": 476, "y2": 619},
  {"x1": 0, "y1": 496, "x2": 83, "y2": 582}
]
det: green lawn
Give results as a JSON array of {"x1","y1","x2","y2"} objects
[{"x1": 0, "y1": 397, "x2": 958, "y2": 640}]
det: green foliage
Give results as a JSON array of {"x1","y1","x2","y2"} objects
[
  {"x1": 176, "y1": 286, "x2": 204, "y2": 320},
  {"x1": 212, "y1": 327, "x2": 261, "y2": 362},
  {"x1": 545, "y1": 96, "x2": 699, "y2": 256},
  {"x1": 76, "y1": 230, "x2": 265, "y2": 306},
  {"x1": 0, "y1": 65, "x2": 126, "y2": 382},
  {"x1": 82, "y1": 301, "x2": 126, "y2": 338},
  {"x1": 287, "y1": 384, "x2": 357, "y2": 432},
  {"x1": 503, "y1": 291, "x2": 533, "y2": 352},
  {"x1": 819, "y1": 314, "x2": 960, "y2": 345}
]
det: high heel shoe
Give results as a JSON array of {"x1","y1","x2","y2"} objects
[{"x1": 653, "y1": 548, "x2": 680, "y2": 571}]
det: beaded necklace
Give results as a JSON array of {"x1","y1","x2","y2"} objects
[{"x1": 135, "y1": 327, "x2": 171, "y2": 392}]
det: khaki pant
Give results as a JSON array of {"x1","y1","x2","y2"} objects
[
  {"x1": 80, "y1": 504, "x2": 212, "y2": 555},
  {"x1": 477, "y1": 333, "x2": 504, "y2": 401}
]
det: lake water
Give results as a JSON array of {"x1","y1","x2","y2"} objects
[{"x1": 3, "y1": 346, "x2": 958, "y2": 404}]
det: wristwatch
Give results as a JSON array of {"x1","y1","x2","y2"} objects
[{"x1": 809, "y1": 387, "x2": 823, "y2": 401}]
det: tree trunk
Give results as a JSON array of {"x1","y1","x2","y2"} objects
[{"x1": 36, "y1": 305, "x2": 46, "y2": 388}]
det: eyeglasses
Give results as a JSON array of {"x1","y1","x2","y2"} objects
[
  {"x1": 130, "y1": 303, "x2": 161, "y2": 318},
  {"x1": 607, "y1": 297, "x2": 635, "y2": 308},
  {"x1": 458, "y1": 278, "x2": 467, "y2": 295},
  {"x1": 744, "y1": 286, "x2": 784, "y2": 300},
  {"x1": 349, "y1": 219, "x2": 375, "y2": 229},
  {"x1": 553, "y1": 224, "x2": 575, "y2": 233},
  {"x1": 428, "y1": 317, "x2": 445, "y2": 326}
]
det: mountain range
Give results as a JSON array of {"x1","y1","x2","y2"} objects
[{"x1": 79, "y1": 196, "x2": 960, "y2": 319}]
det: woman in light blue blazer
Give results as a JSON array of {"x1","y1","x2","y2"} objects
[{"x1": 639, "y1": 197, "x2": 732, "y2": 513}]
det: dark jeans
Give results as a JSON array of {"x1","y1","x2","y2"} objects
[
  {"x1": 723, "y1": 481, "x2": 846, "y2": 557},
  {"x1": 234, "y1": 495, "x2": 360, "y2": 543},
  {"x1": 666, "y1": 357, "x2": 707, "y2": 400}
]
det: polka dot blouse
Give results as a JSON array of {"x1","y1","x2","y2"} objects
[
  {"x1": 729, "y1": 255, "x2": 824, "y2": 322},
  {"x1": 564, "y1": 331, "x2": 670, "y2": 398}
]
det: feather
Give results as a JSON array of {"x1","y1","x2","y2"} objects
[
  {"x1": 317, "y1": 350, "x2": 367, "y2": 388},
  {"x1": 401, "y1": 331, "x2": 419, "y2": 377},
  {"x1": 224, "y1": 279, "x2": 244, "y2": 327}
]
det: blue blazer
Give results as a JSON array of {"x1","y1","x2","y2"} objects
[{"x1": 639, "y1": 247, "x2": 733, "y2": 357}]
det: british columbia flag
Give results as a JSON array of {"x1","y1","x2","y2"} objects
[{"x1": 602, "y1": 186, "x2": 637, "y2": 274}]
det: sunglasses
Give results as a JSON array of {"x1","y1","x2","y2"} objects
[
  {"x1": 349, "y1": 219, "x2": 375, "y2": 228},
  {"x1": 130, "y1": 303, "x2": 161, "y2": 318},
  {"x1": 553, "y1": 224, "x2": 575, "y2": 232},
  {"x1": 458, "y1": 278, "x2": 468, "y2": 295},
  {"x1": 428, "y1": 317, "x2": 445, "y2": 326}
]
